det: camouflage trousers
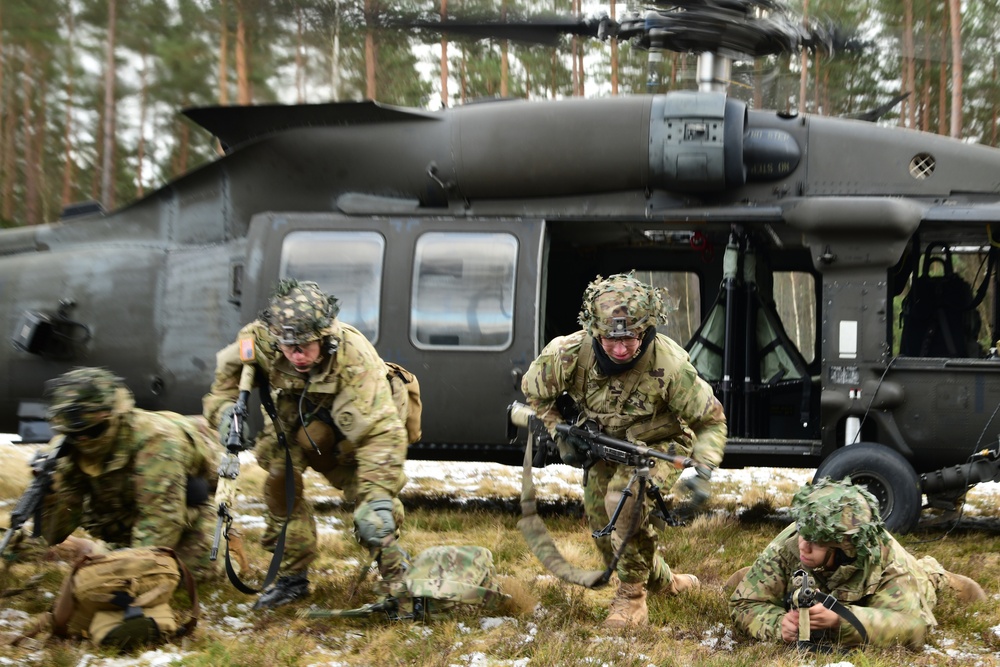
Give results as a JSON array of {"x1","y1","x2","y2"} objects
[
  {"x1": 583, "y1": 456, "x2": 684, "y2": 589},
  {"x1": 256, "y1": 436, "x2": 406, "y2": 580}
]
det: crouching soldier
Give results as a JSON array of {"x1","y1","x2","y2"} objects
[
  {"x1": 39, "y1": 367, "x2": 220, "y2": 582},
  {"x1": 729, "y1": 477, "x2": 987, "y2": 650},
  {"x1": 203, "y1": 279, "x2": 409, "y2": 609}
]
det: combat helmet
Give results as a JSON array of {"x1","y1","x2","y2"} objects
[
  {"x1": 790, "y1": 477, "x2": 885, "y2": 561},
  {"x1": 578, "y1": 272, "x2": 669, "y2": 339},
  {"x1": 262, "y1": 279, "x2": 341, "y2": 347},
  {"x1": 45, "y1": 368, "x2": 134, "y2": 455}
]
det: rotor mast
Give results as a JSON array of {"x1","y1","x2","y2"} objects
[{"x1": 696, "y1": 51, "x2": 733, "y2": 93}]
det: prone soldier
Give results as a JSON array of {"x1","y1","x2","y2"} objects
[{"x1": 729, "y1": 477, "x2": 987, "y2": 650}]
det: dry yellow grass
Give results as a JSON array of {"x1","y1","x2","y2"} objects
[{"x1": 0, "y1": 452, "x2": 997, "y2": 666}]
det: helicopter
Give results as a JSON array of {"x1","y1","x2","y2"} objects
[{"x1": 4, "y1": 0, "x2": 1000, "y2": 533}]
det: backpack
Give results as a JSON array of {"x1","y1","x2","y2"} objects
[
  {"x1": 305, "y1": 545, "x2": 504, "y2": 621},
  {"x1": 386, "y1": 361, "x2": 423, "y2": 443},
  {"x1": 49, "y1": 547, "x2": 198, "y2": 650},
  {"x1": 900, "y1": 243, "x2": 983, "y2": 357}
]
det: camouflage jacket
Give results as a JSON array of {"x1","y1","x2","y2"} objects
[
  {"x1": 41, "y1": 410, "x2": 217, "y2": 549},
  {"x1": 520, "y1": 329, "x2": 727, "y2": 468},
  {"x1": 203, "y1": 319, "x2": 407, "y2": 501},
  {"x1": 729, "y1": 523, "x2": 937, "y2": 649}
]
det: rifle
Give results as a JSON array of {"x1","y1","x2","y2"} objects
[
  {"x1": 210, "y1": 364, "x2": 254, "y2": 562},
  {"x1": 0, "y1": 436, "x2": 70, "y2": 559},
  {"x1": 508, "y1": 401, "x2": 707, "y2": 537}
]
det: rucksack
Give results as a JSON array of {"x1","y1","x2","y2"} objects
[
  {"x1": 49, "y1": 547, "x2": 198, "y2": 649},
  {"x1": 386, "y1": 361, "x2": 423, "y2": 443},
  {"x1": 305, "y1": 545, "x2": 504, "y2": 621},
  {"x1": 900, "y1": 242, "x2": 984, "y2": 357}
]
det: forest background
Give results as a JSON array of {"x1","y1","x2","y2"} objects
[{"x1": 0, "y1": 0, "x2": 995, "y2": 229}]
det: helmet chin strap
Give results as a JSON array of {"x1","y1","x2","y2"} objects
[{"x1": 592, "y1": 327, "x2": 656, "y2": 376}]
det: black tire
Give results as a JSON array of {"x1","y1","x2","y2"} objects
[{"x1": 813, "y1": 442, "x2": 922, "y2": 534}]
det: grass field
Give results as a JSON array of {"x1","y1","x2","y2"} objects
[{"x1": 0, "y1": 442, "x2": 998, "y2": 667}]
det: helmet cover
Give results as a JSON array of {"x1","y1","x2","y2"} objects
[
  {"x1": 578, "y1": 271, "x2": 669, "y2": 339},
  {"x1": 262, "y1": 279, "x2": 340, "y2": 346},
  {"x1": 45, "y1": 367, "x2": 127, "y2": 434},
  {"x1": 790, "y1": 477, "x2": 884, "y2": 560}
]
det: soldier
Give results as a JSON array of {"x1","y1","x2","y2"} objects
[
  {"x1": 521, "y1": 272, "x2": 727, "y2": 628},
  {"x1": 729, "y1": 477, "x2": 987, "y2": 650},
  {"x1": 39, "y1": 367, "x2": 220, "y2": 582},
  {"x1": 203, "y1": 279, "x2": 409, "y2": 609}
]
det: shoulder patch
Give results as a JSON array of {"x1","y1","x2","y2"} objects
[{"x1": 239, "y1": 337, "x2": 256, "y2": 363}]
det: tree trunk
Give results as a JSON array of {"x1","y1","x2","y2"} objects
[
  {"x1": 610, "y1": 0, "x2": 617, "y2": 95},
  {"x1": 295, "y1": 6, "x2": 305, "y2": 103},
  {"x1": 219, "y1": 0, "x2": 229, "y2": 104},
  {"x1": 798, "y1": 0, "x2": 808, "y2": 114},
  {"x1": 440, "y1": 0, "x2": 448, "y2": 107},
  {"x1": 21, "y1": 54, "x2": 38, "y2": 225},
  {"x1": 100, "y1": 0, "x2": 118, "y2": 212},
  {"x1": 235, "y1": 0, "x2": 251, "y2": 104},
  {"x1": 365, "y1": 0, "x2": 377, "y2": 100},
  {"x1": 500, "y1": 0, "x2": 508, "y2": 98},
  {"x1": 136, "y1": 52, "x2": 148, "y2": 198},
  {"x1": 902, "y1": 0, "x2": 915, "y2": 128},
  {"x1": 1, "y1": 75, "x2": 16, "y2": 222},
  {"x1": 60, "y1": 9, "x2": 77, "y2": 208},
  {"x1": 947, "y1": 0, "x2": 963, "y2": 138},
  {"x1": 938, "y1": 25, "x2": 947, "y2": 135},
  {"x1": 32, "y1": 80, "x2": 49, "y2": 224}
]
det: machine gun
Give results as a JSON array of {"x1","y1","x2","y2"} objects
[
  {"x1": 507, "y1": 400, "x2": 708, "y2": 538},
  {"x1": 0, "y1": 436, "x2": 70, "y2": 559}
]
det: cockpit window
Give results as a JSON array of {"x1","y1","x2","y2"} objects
[
  {"x1": 279, "y1": 230, "x2": 385, "y2": 342},
  {"x1": 411, "y1": 232, "x2": 518, "y2": 349}
]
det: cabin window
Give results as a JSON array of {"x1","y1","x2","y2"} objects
[
  {"x1": 772, "y1": 271, "x2": 817, "y2": 364},
  {"x1": 631, "y1": 270, "x2": 702, "y2": 345},
  {"x1": 279, "y1": 230, "x2": 385, "y2": 342},
  {"x1": 411, "y1": 232, "x2": 518, "y2": 349}
]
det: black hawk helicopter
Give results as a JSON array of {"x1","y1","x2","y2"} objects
[{"x1": 3, "y1": 1, "x2": 1000, "y2": 531}]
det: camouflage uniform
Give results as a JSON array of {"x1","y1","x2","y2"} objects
[
  {"x1": 40, "y1": 368, "x2": 219, "y2": 583},
  {"x1": 521, "y1": 273, "x2": 726, "y2": 616},
  {"x1": 203, "y1": 280, "x2": 408, "y2": 597},
  {"x1": 730, "y1": 478, "x2": 951, "y2": 650}
]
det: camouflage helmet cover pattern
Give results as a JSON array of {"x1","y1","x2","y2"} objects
[
  {"x1": 578, "y1": 271, "x2": 670, "y2": 339},
  {"x1": 262, "y1": 279, "x2": 341, "y2": 346},
  {"x1": 45, "y1": 367, "x2": 132, "y2": 433},
  {"x1": 790, "y1": 477, "x2": 885, "y2": 560}
]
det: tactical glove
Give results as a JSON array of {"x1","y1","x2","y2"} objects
[
  {"x1": 555, "y1": 432, "x2": 591, "y2": 468},
  {"x1": 354, "y1": 498, "x2": 396, "y2": 548},
  {"x1": 681, "y1": 466, "x2": 712, "y2": 507},
  {"x1": 217, "y1": 403, "x2": 243, "y2": 447}
]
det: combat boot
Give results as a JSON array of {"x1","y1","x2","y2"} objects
[
  {"x1": 253, "y1": 572, "x2": 310, "y2": 610},
  {"x1": 603, "y1": 581, "x2": 648, "y2": 629},
  {"x1": 666, "y1": 573, "x2": 701, "y2": 595},
  {"x1": 944, "y1": 571, "x2": 987, "y2": 603}
]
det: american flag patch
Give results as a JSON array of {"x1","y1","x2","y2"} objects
[{"x1": 239, "y1": 338, "x2": 255, "y2": 362}]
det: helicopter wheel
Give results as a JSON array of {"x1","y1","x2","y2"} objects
[{"x1": 813, "y1": 442, "x2": 922, "y2": 534}]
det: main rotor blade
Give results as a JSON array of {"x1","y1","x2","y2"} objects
[{"x1": 409, "y1": 16, "x2": 603, "y2": 47}]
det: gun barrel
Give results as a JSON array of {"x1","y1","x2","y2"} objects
[{"x1": 209, "y1": 507, "x2": 228, "y2": 561}]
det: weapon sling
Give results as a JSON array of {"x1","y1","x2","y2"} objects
[
  {"x1": 790, "y1": 569, "x2": 869, "y2": 652},
  {"x1": 517, "y1": 422, "x2": 645, "y2": 589},
  {"x1": 220, "y1": 367, "x2": 296, "y2": 595}
]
